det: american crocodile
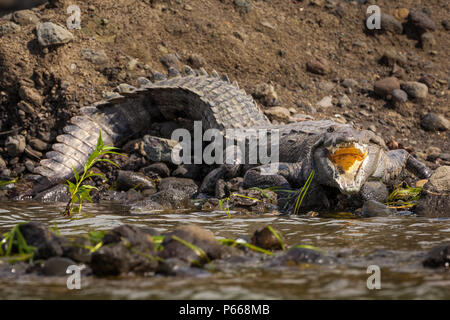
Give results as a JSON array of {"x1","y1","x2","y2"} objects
[{"x1": 23, "y1": 67, "x2": 432, "y2": 210}]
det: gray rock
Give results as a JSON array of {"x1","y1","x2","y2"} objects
[
  {"x1": 5, "y1": 134, "x2": 26, "y2": 157},
  {"x1": 160, "y1": 53, "x2": 180, "y2": 69},
  {"x1": 81, "y1": 48, "x2": 108, "y2": 65},
  {"x1": 317, "y1": 96, "x2": 333, "y2": 108},
  {"x1": 337, "y1": 94, "x2": 352, "y2": 107},
  {"x1": 28, "y1": 137, "x2": 48, "y2": 151},
  {"x1": 423, "y1": 244, "x2": 450, "y2": 268},
  {"x1": 341, "y1": 78, "x2": 358, "y2": 88},
  {"x1": 142, "y1": 135, "x2": 179, "y2": 162},
  {"x1": 34, "y1": 184, "x2": 71, "y2": 202},
  {"x1": 416, "y1": 166, "x2": 450, "y2": 217},
  {"x1": 18, "y1": 222, "x2": 63, "y2": 260},
  {"x1": 409, "y1": 10, "x2": 436, "y2": 33},
  {"x1": 0, "y1": 21, "x2": 20, "y2": 36},
  {"x1": 401, "y1": 81, "x2": 428, "y2": 99},
  {"x1": 116, "y1": 170, "x2": 156, "y2": 191},
  {"x1": 141, "y1": 162, "x2": 170, "y2": 178},
  {"x1": 266, "y1": 247, "x2": 332, "y2": 267},
  {"x1": 420, "y1": 32, "x2": 436, "y2": 50},
  {"x1": 36, "y1": 22, "x2": 73, "y2": 47},
  {"x1": 158, "y1": 177, "x2": 198, "y2": 196},
  {"x1": 159, "y1": 225, "x2": 226, "y2": 265},
  {"x1": 253, "y1": 83, "x2": 280, "y2": 107},
  {"x1": 360, "y1": 181, "x2": 389, "y2": 203},
  {"x1": 361, "y1": 200, "x2": 393, "y2": 217},
  {"x1": 264, "y1": 107, "x2": 290, "y2": 122},
  {"x1": 420, "y1": 113, "x2": 449, "y2": 131},
  {"x1": 233, "y1": 0, "x2": 252, "y2": 13},
  {"x1": 392, "y1": 89, "x2": 408, "y2": 103},
  {"x1": 380, "y1": 13, "x2": 403, "y2": 34},
  {"x1": 380, "y1": 49, "x2": 407, "y2": 66},
  {"x1": 41, "y1": 257, "x2": 76, "y2": 276}
]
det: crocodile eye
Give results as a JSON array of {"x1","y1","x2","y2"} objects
[{"x1": 327, "y1": 126, "x2": 335, "y2": 133}]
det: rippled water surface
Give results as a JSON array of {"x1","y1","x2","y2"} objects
[{"x1": 0, "y1": 201, "x2": 449, "y2": 299}]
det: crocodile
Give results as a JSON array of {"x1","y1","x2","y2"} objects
[{"x1": 21, "y1": 67, "x2": 432, "y2": 212}]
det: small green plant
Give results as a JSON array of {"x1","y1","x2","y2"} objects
[
  {"x1": 172, "y1": 235, "x2": 210, "y2": 266},
  {"x1": 0, "y1": 223, "x2": 37, "y2": 263},
  {"x1": 293, "y1": 170, "x2": 315, "y2": 215},
  {"x1": 219, "y1": 238, "x2": 273, "y2": 255},
  {"x1": 385, "y1": 184, "x2": 422, "y2": 209},
  {"x1": 266, "y1": 225, "x2": 285, "y2": 251},
  {"x1": 64, "y1": 130, "x2": 125, "y2": 216}
]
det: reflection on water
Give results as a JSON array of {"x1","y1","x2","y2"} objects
[{"x1": 0, "y1": 201, "x2": 449, "y2": 299}]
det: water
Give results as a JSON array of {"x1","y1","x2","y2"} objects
[{"x1": 0, "y1": 201, "x2": 449, "y2": 299}]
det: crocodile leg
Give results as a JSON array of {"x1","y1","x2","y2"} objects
[
  {"x1": 243, "y1": 162, "x2": 303, "y2": 189},
  {"x1": 372, "y1": 149, "x2": 433, "y2": 182}
]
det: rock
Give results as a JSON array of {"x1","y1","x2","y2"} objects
[
  {"x1": 442, "y1": 20, "x2": 450, "y2": 31},
  {"x1": 34, "y1": 184, "x2": 71, "y2": 202},
  {"x1": 420, "y1": 32, "x2": 436, "y2": 50},
  {"x1": 266, "y1": 247, "x2": 330, "y2": 267},
  {"x1": 12, "y1": 10, "x2": 39, "y2": 25},
  {"x1": 415, "y1": 166, "x2": 450, "y2": 217},
  {"x1": 251, "y1": 226, "x2": 283, "y2": 251},
  {"x1": 253, "y1": 84, "x2": 280, "y2": 107},
  {"x1": 103, "y1": 225, "x2": 156, "y2": 250},
  {"x1": 360, "y1": 181, "x2": 389, "y2": 203},
  {"x1": 91, "y1": 242, "x2": 157, "y2": 276},
  {"x1": 142, "y1": 135, "x2": 179, "y2": 162},
  {"x1": 0, "y1": 21, "x2": 20, "y2": 36},
  {"x1": 0, "y1": 156, "x2": 6, "y2": 169},
  {"x1": 61, "y1": 237, "x2": 92, "y2": 263},
  {"x1": 158, "y1": 177, "x2": 198, "y2": 196},
  {"x1": 159, "y1": 225, "x2": 225, "y2": 265},
  {"x1": 5, "y1": 135, "x2": 26, "y2": 157},
  {"x1": 380, "y1": 49, "x2": 407, "y2": 67},
  {"x1": 41, "y1": 257, "x2": 76, "y2": 276},
  {"x1": 341, "y1": 78, "x2": 358, "y2": 88},
  {"x1": 374, "y1": 77, "x2": 400, "y2": 98},
  {"x1": 423, "y1": 244, "x2": 450, "y2": 268},
  {"x1": 337, "y1": 94, "x2": 352, "y2": 107},
  {"x1": 187, "y1": 54, "x2": 206, "y2": 68},
  {"x1": 233, "y1": 0, "x2": 251, "y2": 14},
  {"x1": 129, "y1": 199, "x2": 164, "y2": 213},
  {"x1": 81, "y1": 48, "x2": 108, "y2": 65},
  {"x1": 380, "y1": 13, "x2": 403, "y2": 34},
  {"x1": 19, "y1": 86, "x2": 43, "y2": 106},
  {"x1": 172, "y1": 164, "x2": 201, "y2": 180},
  {"x1": 156, "y1": 257, "x2": 209, "y2": 277},
  {"x1": 306, "y1": 57, "x2": 329, "y2": 75},
  {"x1": 36, "y1": 22, "x2": 74, "y2": 47},
  {"x1": 401, "y1": 81, "x2": 428, "y2": 100},
  {"x1": 420, "y1": 113, "x2": 449, "y2": 131},
  {"x1": 28, "y1": 137, "x2": 48, "y2": 151},
  {"x1": 116, "y1": 170, "x2": 156, "y2": 191},
  {"x1": 160, "y1": 53, "x2": 181, "y2": 69},
  {"x1": 408, "y1": 10, "x2": 436, "y2": 33},
  {"x1": 151, "y1": 177, "x2": 198, "y2": 208},
  {"x1": 264, "y1": 107, "x2": 290, "y2": 122},
  {"x1": 391, "y1": 89, "x2": 408, "y2": 103},
  {"x1": 393, "y1": 8, "x2": 410, "y2": 21},
  {"x1": 316, "y1": 96, "x2": 333, "y2": 108},
  {"x1": 141, "y1": 162, "x2": 170, "y2": 178},
  {"x1": 17, "y1": 100, "x2": 35, "y2": 114},
  {"x1": 361, "y1": 200, "x2": 393, "y2": 217},
  {"x1": 18, "y1": 222, "x2": 63, "y2": 260}
]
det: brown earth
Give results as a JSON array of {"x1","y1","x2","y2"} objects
[{"x1": 0, "y1": 0, "x2": 448, "y2": 180}]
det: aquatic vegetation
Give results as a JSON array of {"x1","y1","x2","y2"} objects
[
  {"x1": 293, "y1": 170, "x2": 315, "y2": 215},
  {"x1": 385, "y1": 184, "x2": 422, "y2": 209},
  {"x1": 219, "y1": 238, "x2": 273, "y2": 255},
  {"x1": 172, "y1": 235, "x2": 210, "y2": 265},
  {"x1": 63, "y1": 130, "x2": 125, "y2": 216},
  {"x1": 0, "y1": 223, "x2": 36, "y2": 263},
  {"x1": 266, "y1": 226, "x2": 286, "y2": 251}
]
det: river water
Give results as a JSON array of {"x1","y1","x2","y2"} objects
[{"x1": 0, "y1": 201, "x2": 449, "y2": 299}]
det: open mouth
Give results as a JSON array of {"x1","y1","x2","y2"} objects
[{"x1": 326, "y1": 142, "x2": 368, "y2": 174}]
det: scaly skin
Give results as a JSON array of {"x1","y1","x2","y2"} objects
[{"x1": 25, "y1": 68, "x2": 432, "y2": 206}]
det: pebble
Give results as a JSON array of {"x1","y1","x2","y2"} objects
[
  {"x1": 12, "y1": 10, "x2": 39, "y2": 25},
  {"x1": 420, "y1": 113, "x2": 449, "y2": 131},
  {"x1": 160, "y1": 53, "x2": 181, "y2": 69},
  {"x1": 408, "y1": 10, "x2": 436, "y2": 33},
  {"x1": 187, "y1": 53, "x2": 206, "y2": 68},
  {"x1": 264, "y1": 107, "x2": 291, "y2": 122},
  {"x1": 380, "y1": 13, "x2": 403, "y2": 34},
  {"x1": 391, "y1": 89, "x2": 408, "y2": 103},
  {"x1": 36, "y1": 22, "x2": 74, "y2": 47},
  {"x1": 81, "y1": 48, "x2": 108, "y2": 65},
  {"x1": 316, "y1": 96, "x2": 333, "y2": 108},
  {"x1": 341, "y1": 78, "x2": 358, "y2": 88},
  {"x1": 0, "y1": 21, "x2": 20, "y2": 36},
  {"x1": 374, "y1": 77, "x2": 400, "y2": 98},
  {"x1": 337, "y1": 94, "x2": 351, "y2": 107},
  {"x1": 381, "y1": 49, "x2": 407, "y2": 66},
  {"x1": 420, "y1": 32, "x2": 436, "y2": 50},
  {"x1": 401, "y1": 81, "x2": 428, "y2": 100},
  {"x1": 306, "y1": 57, "x2": 329, "y2": 75},
  {"x1": 5, "y1": 135, "x2": 26, "y2": 157},
  {"x1": 18, "y1": 86, "x2": 43, "y2": 106},
  {"x1": 253, "y1": 84, "x2": 280, "y2": 107},
  {"x1": 233, "y1": 0, "x2": 252, "y2": 14}
]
